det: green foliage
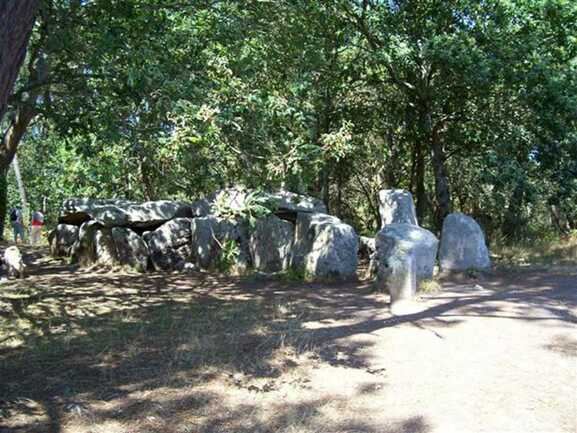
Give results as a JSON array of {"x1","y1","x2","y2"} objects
[
  {"x1": 2, "y1": 0, "x2": 576, "y2": 243},
  {"x1": 276, "y1": 268, "x2": 307, "y2": 283},
  {"x1": 215, "y1": 239, "x2": 240, "y2": 274},
  {"x1": 211, "y1": 190, "x2": 273, "y2": 229}
]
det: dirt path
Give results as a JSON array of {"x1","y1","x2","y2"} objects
[{"x1": 0, "y1": 246, "x2": 575, "y2": 433}]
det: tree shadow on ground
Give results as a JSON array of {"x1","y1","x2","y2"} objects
[
  {"x1": 0, "y1": 290, "x2": 429, "y2": 433},
  {"x1": 0, "y1": 247, "x2": 575, "y2": 432}
]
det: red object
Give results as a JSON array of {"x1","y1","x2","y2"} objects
[{"x1": 31, "y1": 220, "x2": 43, "y2": 226}]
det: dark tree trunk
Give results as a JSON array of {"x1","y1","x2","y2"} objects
[
  {"x1": 430, "y1": 127, "x2": 451, "y2": 232},
  {"x1": 0, "y1": 0, "x2": 40, "y2": 238},
  {"x1": 319, "y1": 165, "x2": 330, "y2": 213},
  {"x1": 414, "y1": 140, "x2": 427, "y2": 222},
  {"x1": 503, "y1": 182, "x2": 525, "y2": 240},
  {"x1": 335, "y1": 161, "x2": 344, "y2": 218},
  {"x1": 0, "y1": 104, "x2": 37, "y2": 171},
  {"x1": 550, "y1": 205, "x2": 570, "y2": 234},
  {"x1": 0, "y1": 166, "x2": 6, "y2": 240},
  {"x1": 0, "y1": 0, "x2": 40, "y2": 123},
  {"x1": 314, "y1": 91, "x2": 333, "y2": 212},
  {"x1": 0, "y1": 103, "x2": 38, "y2": 238},
  {"x1": 354, "y1": 170, "x2": 380, "y2": 231}
]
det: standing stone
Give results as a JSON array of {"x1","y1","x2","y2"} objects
[
  {"x1": 375, "y1": 224, "x2": 438, "y2": 290},
  {"x1": 144, "y1": 218, "x2": 193, "y2": 271},
  {"x1": 112, "y1": 227, "x2": 149, "y2": 272},
  {"x1": 94, "y1": 228, "x2": 119, "y2": 267},
  {"x1": 249, "y1": 214, "x2": 294, "y2": 272},
  {"x1": 49, "y1": 224, "x2": 79, "y2": 257},
  {"x1": 439, "y1": 212, "x2": 491, "y2": 271},
  {"x1": 291, "y1": 213, "x2": 358, "y2": 281},
  {"x1": 378, "y1": 189, "x2": 418, "y2": 227},
  {"x1": 71, "y1": 220, "x2": 102, "y2": 266},
  {"x1": 386, "y1": 255, "x2": 422, "y2": 315},
  {"x1": 190, "y1": 216, "x2": 250, "y2": 273},
  {"x1": 72, "y1": 222, "x2": 135, "y2": 269}
]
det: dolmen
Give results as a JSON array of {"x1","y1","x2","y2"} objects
[{"x1": 49, "y1": 188, "x2": 359, "y2": 281}]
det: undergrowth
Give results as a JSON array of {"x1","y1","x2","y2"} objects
[{"x1": 492, "y1": 231, "x2": 577, "y2": 271}]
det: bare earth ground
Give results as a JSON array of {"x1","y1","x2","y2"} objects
[{"x1": 0, "y1": 246, "x2": 575, "y2": 433}]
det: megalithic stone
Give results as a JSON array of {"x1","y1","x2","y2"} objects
[{"x1": 378, "y1": 189, "x2": 418, "y2": 228}]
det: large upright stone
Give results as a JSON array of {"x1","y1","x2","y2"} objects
[
  {"x1": 439, "y1": 212, "x2": 491, "y2": 271},
  {"x1": 378, "y1": 190, "x2": 418, "y2": 228},
  {"x1": 112, "y1": 227, "x2": 149, "y2": 272},
  {"x1": 291, "y1": 213, "x2": 358, "y2": 281},
  {"x1": 386, "y1": 254, "x2": 419, "y2": 315},
  {"x1": 144, "y1": 218, "x2": 193, "y2": 271},
  {"x1": 59, "y1": 198, "x2": 193, "y2": 229},
  {"x1": 375, "y1": 224, "x2": 438, "y2": 290},
  {"x1": 249, "y1": 214, "x2": 294, "y2": 272},
  {"x1": 71, "y1": 220, "x2": 102, "y2": 266},
  {"x1": 49, "y1": 224, "x2": 79, "y2": 257},
  {"x1": 190, "y1": 216, "x2": 250, "y2": 274},
  {"x1": 94, "y1": 228, "x2": 119, "y2": 267},
  {"x1": 71, "y1": 221, "x2": 150, "y2": 270}
]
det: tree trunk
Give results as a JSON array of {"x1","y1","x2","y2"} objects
[
  {"x1": 430, "y1": 125, "x2": 451, "y2": 232},
  {"x1": 0, "y1": 167, "x2": 7, "y2": 240},
  {"x1": 0, "y1": 103, "x2": 37, "y2": 172},
  {"x1": 0, "y1": 0, "x2": 40, "y2": 123},
  {"x1": 313, "y1": 92, "x2": 332, "y2": 212},
  {"x1": 503, "y1": 182, "x2": 525, "y2": 240},
  {"x1": 550, "y1": 205, "x2": 570, "y2": 234},
  {"x1": 319, "y1": 165, "x2": 330, "y2": 213},
  {"x1": 414, "y1": 140, "x2": 427, "y2": 222},
  {"x1": 0, "y1": 100, "x2": 40, "y2": 239},
  {"x1": 335, "y1": 162, "x2": 343, "y2": 218},
  {"x1": 379, "y1": 127, "x2": 399, "y2": 189}
]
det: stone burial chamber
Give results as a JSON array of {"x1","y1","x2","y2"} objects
[{"x1": 49, "y1": 189, "x2": 359, "y2": 280}]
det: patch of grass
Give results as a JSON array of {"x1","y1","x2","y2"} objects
[
  {"x1": 418, "y1": 279, "x2": 442, "y2": 293},
  {"x1": 492, "y1": 233, "x2": 577, "y2": 271},
  {"x1": 0, "y1": 284, "x2": 318, "y2": 394},
  {"x1": 276, "y1": 268, "x2": 307, "y2": 283}
]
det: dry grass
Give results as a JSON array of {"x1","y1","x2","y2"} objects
[
  {"x1": 0, "y1": 283, "x2": 327, "y2": 433},
  {"x1": 492, "y1": 234, "x2": 577, "y2": 273},
  {"x1": 418, "y1": 279, "x2": 442, "y2": 294}
]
